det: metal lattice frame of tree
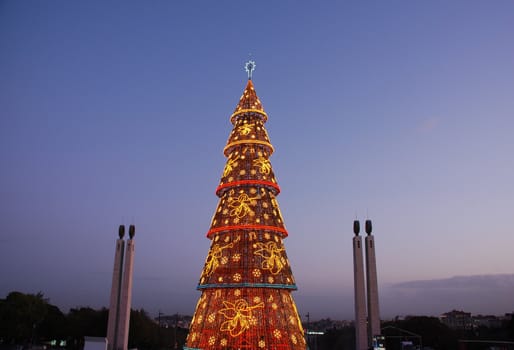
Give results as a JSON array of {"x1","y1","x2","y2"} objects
[{"x1": 184, "y1": 63, "x2": 306, "y2": 350}]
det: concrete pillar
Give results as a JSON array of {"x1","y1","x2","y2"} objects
[
  {"x1": 106, "y1": 237, "x2": 125, "y2": 350},
  {"x1": 117, "y1": 237, "x2": 135, "y2": 350},
  {"x1": 365, "y1": 231, "x2": 380, "y2": 346},
  {"x1": 353, "y1": 225, "x2": 368, "y2": 350}
]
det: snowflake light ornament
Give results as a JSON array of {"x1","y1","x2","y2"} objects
[{"x1": 245, "y1": 60, "x2": 256, "y2": 79}]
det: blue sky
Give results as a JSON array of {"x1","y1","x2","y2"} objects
[{"x1": 1, "y1": 1, "x2": 513, "y2": 320}]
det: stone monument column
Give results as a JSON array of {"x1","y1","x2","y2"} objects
[
  {"x1": 352, "y1": 220, "x2": 368, "y2": 350},
  {"x1": 365, "y1": 220, "x2": 380, "y2": 346},
  {"x1": 117, "y1": 225, "x2": 135, "y2": 350},
  {"x1": 106, "y1": 226, "x2": 126, "y2": 350}
]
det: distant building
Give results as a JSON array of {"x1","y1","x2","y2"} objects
[
  {"x1": 472, "y1": 315, "x2": 502, "y2": 328},
  {"x1": 304, "y1": 318, "x2": 352, "y2": 331},
  {"x1": 156, "y1": 314, "x2": 192, "y2": 329},
  {"x1": 503, "y1": 312, "x2": 514, "y2": 321},
  {"x1": 440, "y1": 310, "x2": 472, "y2": 330}
]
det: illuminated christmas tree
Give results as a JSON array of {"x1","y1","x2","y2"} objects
[{"x1": 184, "y1": 62, "x2": 306, "y2": 350}]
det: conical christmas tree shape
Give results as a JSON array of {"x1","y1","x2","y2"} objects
[{"x1": 185, "y1": 63, "x2": 306, "y2": 350}]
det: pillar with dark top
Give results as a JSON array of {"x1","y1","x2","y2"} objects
[
  {"x1": 352, "y1": 220, "x2": 368, "y2": 350},
  {"x1": 106, "y1": 226, "x2": 126, "y2": 350},
  {"x1": 106, "y1": 225, "x2": 135, "y2": 350},
  {"x1": 117, "y1": 225, "x2": 135, "y2": 350},
  {"x1": 365, "y1": 220, "x2": 380, "y2": 346}
]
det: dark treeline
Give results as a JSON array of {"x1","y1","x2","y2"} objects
[
  {"x1": 0, "y1": 292, "x2": 187, "y2": 350},
  {"x1": 381, "y1": 316, "x2": 514, "y2": 350},
  {"x1": 3, "y1": 291, "x2": 514, "y2": 350},
  {"x1": 308, "y1": 316, "x2": 514, "y2": 350}
]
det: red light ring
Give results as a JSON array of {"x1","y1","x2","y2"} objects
[
  {"x1": 216, "y1": 180, "x2": 281, "y2": 195},
  {"x1": 207, "y1": 225, "x2": 288, "y2": 238}
]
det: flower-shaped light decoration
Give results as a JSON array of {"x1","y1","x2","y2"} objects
[{"x1": 245, "y1": 60, "x2": 256, "y2": 79}]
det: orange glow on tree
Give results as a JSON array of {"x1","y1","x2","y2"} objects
[{"x1": 184, "y1": 67, "x2": 306, "y2": 350}]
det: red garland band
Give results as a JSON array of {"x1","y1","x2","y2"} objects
[
  {"x1": 215, "y1": 180, "x2": 281, "y2": 195},
  {"x1": 207, "y1": 224, "x2": 288, "y2": 238}
]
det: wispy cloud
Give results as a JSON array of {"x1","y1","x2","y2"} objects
[
  {"x1": 380, "y1": 274, "x2": 514, "y2": 317},
  {"x1": 392, "y1": 274, "x2": 514, "y2": 289}
]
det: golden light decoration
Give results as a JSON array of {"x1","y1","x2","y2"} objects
[
  {"x1": 223, "y1": 155, "x2": 239, "y2": 177},
  {"x1": 291, "y1": 296, "x2": 305, "y2": 333},
  {"x1": 254, "y1": 241, "x2": 286, "y2": 274},
  {"x1": 208, "y1": 336, "x2": 216, "y2": 346},
  {"x1": 224, "y1": 139, "x2": 274, "y2": 155},
  {"x1": 203, "y1": 240, "x2": 237, "y2": 277},
  {"x1": 228, "y1": 193, "x2": 258, "y2": 218},
  {"x1": 270, "y1": 196, "x2": 284, "y2": 221},
  {"x1": 219, "y1": 299, "x2": 264, "y2": 337},
  {"x1": 289, "y1": 315, "x2": 296, "y2": 325},
  {"x1": 248, "y1": 315, "x2": 258, "y2": 326},
  {"x1": 238, "y1": 124, "x2": 253, "y2": 135},
  {"x1": 253, "y1": 156, "x2": 271, "y2": 174}
]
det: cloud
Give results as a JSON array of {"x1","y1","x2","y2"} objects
[
  {"x1": 392, "y1": 274, "x2": 514, "y2": 289},
  {"x1": 380, "y1": 274, "x2": 514, "y2": 317}
]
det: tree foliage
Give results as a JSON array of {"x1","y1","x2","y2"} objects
[
  {"x1": 2, "y1": 291, "x2": 512, "y2": 350},
  {"x1": 0, "y1": 291, "x2": 53, "y2": 343},
  {"x1": 0, "y1": 291, "x2": 187, "y2": 350}
]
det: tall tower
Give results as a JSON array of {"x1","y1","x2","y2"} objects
[
  {"x1": 364, "y1": 220, "x2": 380, "y2": 345},
  {"x1": 352, "y1": 221, "x2": 367, "y2": 350},
  {"x1": 106, "y1": 225, "x2": 136, "y2": 350},
  {"x1": 184, "y1": 62, "x2": 306, "y2": 350}
]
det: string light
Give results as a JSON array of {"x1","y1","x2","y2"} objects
[{"x1": 185, "y1": 66, "x2": 305, "y2": 349}]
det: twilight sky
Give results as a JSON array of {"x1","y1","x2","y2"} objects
[{"x1": 1, "y1": 1, "x2": 513, "y2": 320}]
